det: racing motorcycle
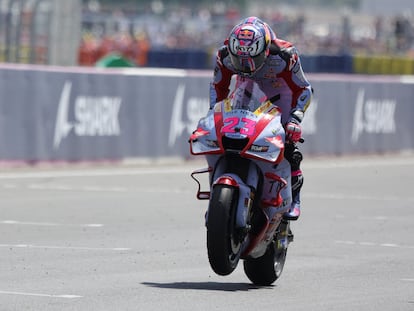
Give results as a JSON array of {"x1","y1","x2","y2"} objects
[{"x1": 189, "y1": 84, "x2": 294, "y2": 286}]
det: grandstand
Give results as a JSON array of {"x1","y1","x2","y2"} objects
[{"x1": 0, "y1": 0, "x2": 413, "y2": 72}]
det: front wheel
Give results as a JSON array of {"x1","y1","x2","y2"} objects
[{"x1": 206, "y1": 185, "x2": 242, "y2": 276}]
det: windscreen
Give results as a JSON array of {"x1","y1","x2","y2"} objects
[{"x1": 229, "y1": 80, "x2": 267, "y2": 112}]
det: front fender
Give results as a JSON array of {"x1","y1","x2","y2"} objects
[{"x1": 213, "y1": 175, "x2": 239, "y2": 187}]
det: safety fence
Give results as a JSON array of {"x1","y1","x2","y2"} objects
[
  {"x1": 0, "y1": 63, "x2": 412, "y2": 164},
  {"x1": 0, "y1": 0, "x2": 81, "y2": 66}
]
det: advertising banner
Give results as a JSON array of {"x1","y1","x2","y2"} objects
[{"x1": 0, "y1": 65, "x2": 412, "y2": 162}]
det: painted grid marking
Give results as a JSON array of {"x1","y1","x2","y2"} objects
[
  {"x1": 0, "y1": 290, "x2": 82, "y2": 298},
  {"x1": 0, "y1": 244, "x2": 131, "y2": 251},
  {"x1": 1, "y1": 220, "x2": 103, "y2": 227}
]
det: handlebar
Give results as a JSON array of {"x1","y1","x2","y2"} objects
[{"x1": 286, "y1": 138, "x2": 305, "y2": 144}]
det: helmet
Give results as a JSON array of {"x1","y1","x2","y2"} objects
[{"x1": 227, "y1": 17, "x2": 272, "y2": 76}]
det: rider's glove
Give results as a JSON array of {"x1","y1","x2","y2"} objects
[{"x1": 285, "y1": 118, "x2": 302, "y2": 143}]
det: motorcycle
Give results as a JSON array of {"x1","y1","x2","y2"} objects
[{"x1": 189, "y1": 84, "x2": 294, "y2": 286}]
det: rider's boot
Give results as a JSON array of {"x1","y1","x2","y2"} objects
[{"x1": 283, "y1": 170, "x2": 303, "y2": 221}]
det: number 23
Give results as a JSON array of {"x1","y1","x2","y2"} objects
[{"x1": 222, "y1": 117, "x2": 256, "y2": 136}]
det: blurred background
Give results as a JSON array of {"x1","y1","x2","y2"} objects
[{"x1": 1, "y1": 0, "x2": 413, "y2": 73}]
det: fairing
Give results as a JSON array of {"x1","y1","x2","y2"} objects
[{"x1": 190, "y1": 97, "x2": 285, "y2": 164}]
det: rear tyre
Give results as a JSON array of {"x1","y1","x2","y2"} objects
[
  {"x1": 206, "y1": 185, "x2": 242, "y2": 276},
  {"x1": 243, "y1": 239, "x2": 287, "y2": 286}
]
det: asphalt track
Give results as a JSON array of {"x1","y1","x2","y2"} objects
[{"x1": 0, "y1": 154, "x2": 413, "y2": 311}]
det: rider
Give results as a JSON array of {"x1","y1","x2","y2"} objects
[{"x1": 209, "y1": 16, "x2": 313, "y2": 220}]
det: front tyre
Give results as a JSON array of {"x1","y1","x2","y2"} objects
[{"x1": 206, "y1": 185, "x2": 242, "y2": 276}]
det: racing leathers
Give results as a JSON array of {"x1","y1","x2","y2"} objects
[{"x1": 209, "y1": 39, "x2": 313, "y2": 220}]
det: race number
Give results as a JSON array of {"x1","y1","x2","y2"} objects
[{"x1": 222, "y1": 116, "x2": 256, "y2": 136}]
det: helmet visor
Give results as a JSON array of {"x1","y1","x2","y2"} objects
[{"x1": 229, "y1": 51, "x2": 266, "y2": 75}]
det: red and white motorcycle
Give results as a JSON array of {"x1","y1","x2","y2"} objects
[{"x1": 189, "y1": 85, "x2": 294, "y2": 285}]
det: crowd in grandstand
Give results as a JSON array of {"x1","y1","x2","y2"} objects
[{"x1": 78, "y1": 4, "x2": 414, "y2": 66}]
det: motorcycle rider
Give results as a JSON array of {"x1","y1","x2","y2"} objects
[{"x1": 209, "y1": 16, "x2": 312, "y2": 220}]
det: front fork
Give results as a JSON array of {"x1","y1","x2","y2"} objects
[
  {"x1": 191, "y1": 157, "x2": 260, "y2": 231},
  {"x1": 191, "y1": 172, "x2": 257, "y2": 228}
]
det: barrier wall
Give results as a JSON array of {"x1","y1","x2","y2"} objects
[
  {"x1": 145, "y1": 50, "x2": 356, "y2": 73},
  {"x1": 353, "y1": 55, "x2": 414, "y2": 75},
  {"x1": 145, "y1": 50, "x2": 414, "y2": 75},
  {"x1": 0, "y1": 63, "x2": 412, "y2": 163}
]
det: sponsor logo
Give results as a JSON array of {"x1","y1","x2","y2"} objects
[
  {"x1": 238, "y1": 29, "x2": 254, "y2": 40},
  {"x1": 168, "y1": 84, "x2": 209, "y2": 147},
  {"x1": 53, "y1": 81, "x2": 121, "y2": 150},
  {"x1": 351, "y1": 89, "x2": 396, "y2": 144},
  {"x1": 235, "y1": 46, "x2": 256, "y2": 53},
  {"x1": 229, "y1": 33, "x2": 263, "y2": 57}
]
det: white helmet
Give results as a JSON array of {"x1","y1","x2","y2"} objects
[{"x1": 227, "y1": 17, "x2": 273, "y2": 76}]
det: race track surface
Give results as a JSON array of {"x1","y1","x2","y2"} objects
[{"x1": 0, "y1": 154, "x2": 413, "y2": 310}]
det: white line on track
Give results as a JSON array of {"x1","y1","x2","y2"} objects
[
  {"x1": 0, "y1": 244, "x2": 131, "y2": 251},
  {"x1": 0, "y1": 290, "x2": 82, "y2": 299},
  {"x1": 1, "y1": 183, "x2": 185, "y2": 193},
  {"x1": 0, "y1": 156, "x2": 412, "y2": 180},
  {"x1": 3, "y1": 183, "x2": 413, "y2": 201},
  {"x1": 0, "y1": 220, "x2": 103, "y2": 227},
  {"x1": 303, "y1": 193, "x2": 407, "y2": 201},
  {"x1": 0, "y1": 167, "x2": 189, "y2": 179},
  {"x1": 334, "y1": 215, "x2": 390, "y2": 221},
  {"x1": 302, "y1": 156, "x2": 414, "y2": 169},
  {"x1": 335, "y1": 240, "x2": 414, "y2": 249},
  {"x1": 1, "y1": 182, "x2": 129, "y2": 193}
]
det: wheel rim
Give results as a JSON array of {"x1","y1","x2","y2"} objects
[
  {"x1": 273, "y1": 248, "x2": 287, "y2": 277},
  {"x1": 229, "y1": 232, "x2": 241, "y2": 261}
]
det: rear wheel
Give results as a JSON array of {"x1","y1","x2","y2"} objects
[
  {"x1": 206, "y1": 185, "x2": 242, "y2": 276},
  {"x1": 243, "y1": 222, "x2": 289, "y2": 285}
]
